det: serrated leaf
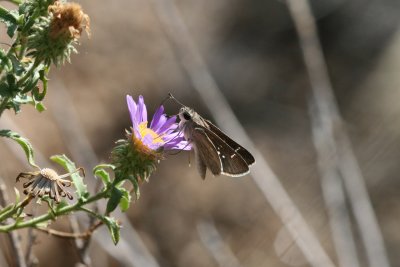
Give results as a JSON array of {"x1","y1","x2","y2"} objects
[
  {"x1": 0, "y1": 49, "x2": 12, "y2": 71},
  {"x1": 7, "y1": 22, "x2": 18, "y2": 38},
  {"x1": 0, "y1": 6, "x2": 18, "y2": 25},
  {"x1": 0, "y1": 130, "x2": 38, "y2": 168},
  {"x1": 106, "y1": 186, "x2": 122, "y2": 214},
  {"x1": 36, "y1": 68, "x2": 48, "y2": 101},
  {"x1": 50, "y1": 154, "x2": 88, "y2": 200},
  {"x1": 102, "y1": 216, "x2": 120, "y2": 245},
  {"x1": 93, "y1": 164, "x2": 115, "y2": 186},
  {"x1": 6, "y1": 74, "x2": 16, "y2": 90},
  {"x1": 119, "y1": 188, "x2": 131, "y2": 212},
  {"x1": 0, "y1": 82, "x2": 10, "y2": 97},
  {"x1": 94, "y1": 168, "x2": 111, "y2": 186},
  {"x1": 128, "y1": 175, "x2": 140, "y2": 200},
  {"x1": 9, "y1": 54, "x2": 24, "y2": 75},
  {"x1": 14, "y1": 94, "x2": 33, "y2": 104},
  {"x1": 10, "y1": 100, "x2": 21, "y2": 113},
  {"x1": 93, "y1": 164, "x2": 115, "y2": 172},
  {"x1": 22, "y1": 71, "x2": 40, "y2": 94}
]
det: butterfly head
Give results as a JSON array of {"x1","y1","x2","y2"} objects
[{"x1": 179, "y1": 107, "x2": 195, "y2": 122}]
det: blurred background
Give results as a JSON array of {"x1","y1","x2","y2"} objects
[{"x1": 1, "y1": 0, "x2": 400, "y2": 266}]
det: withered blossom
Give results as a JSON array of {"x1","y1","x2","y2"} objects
[
  {"x1": 16, "y1": 167, "x2": 84, "y2": 203},
  {"x1": 48, "y1": 1, "x2": 90, "y2": 40},
  {"x1": 26, "y1": 1, "x2": 90, "y2": 65}
]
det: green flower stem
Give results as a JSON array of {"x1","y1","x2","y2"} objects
[
  {"x1": 0, "y1": 195, "x2": 32, "y2": 222},
  {"x1": 0, "y1": 203, "x2": 16, "y2": 219},
  {"x1": 6, "y1": 0, "x2": 22, "y2": 4},
  {"x1": 0, "y1": 190, "x2": 109, "y2": 232},
  {"x1": 79, "y1": 206, "x2": 103, "y2": 219}
]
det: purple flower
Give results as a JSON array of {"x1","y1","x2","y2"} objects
[{"x1": 126, "y1": 95, "x2": 190, "y2": 151}]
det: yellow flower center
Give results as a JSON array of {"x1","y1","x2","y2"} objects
[{"x1": 138, "y1": 122, "x2": 164, "y2": 145}]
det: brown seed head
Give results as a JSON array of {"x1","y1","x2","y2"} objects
[
  {"x1": 48, "y1": 1, "x2": 90, "y2": 40},
  {"x1": 16, "y1": 168, "x2": 74, "y2": 203},
  {"x1": 40, "y1": 168, "x2": 59, "y2": 181}
]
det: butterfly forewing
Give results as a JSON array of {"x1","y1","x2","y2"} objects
[
  {"x1": 200, "y1": 126, "x2": 250, "y2": 177},
  {"x1": 205, "y1": 119, "x2": 255, "y2": 165},
  {"x1": 192, "y1": 127, "x2": 222, "y2": 178}
]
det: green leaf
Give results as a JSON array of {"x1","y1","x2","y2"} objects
[
  {"x1": 6, "y1": 74, "x2": 16, "y2": 91},
  {"x1": 0, "y1": 82, "x2": 10, "y2": 97},
  {"x1": 9, "y1": 55, "x2": 24, "y2": 76},
  {"x1": 0, "y1": 49, "x2": 12, "y2": 71},
  {"x1": 10, "y1": 99, "x2": 21, "y2": 113},
  {"x1": 94, "y1": 168, "x2": 111, "y2": 186},
  {"x1": 0, "y1": 8, "x2": 20, "y2": 38},
  {"x1": 102, "y1": 216, "x2": 120, "y2": 245},
  {"x1": 0, "y1": 130, "x2": 38, "y2": 168},
  {"x1": 21, "y1": 71, "x2": 40, "y2": 94},
  {"x1": 106, "y1": 186, "x2": 122, "y2": 214},
  {"x1": 93, "y1": 164, "x2": 115, "y2": 172},
  {"x1": 128, "y1": 175, "x2": 140, "y2": 200},
  {"x1": 14, "y1": 94, "x2": 33, "y2": 104},
  {"x1": 34, "y1": 101, "x2": 46, "y2": 112},
  {"x1": 36, "y1": 68, "x2": 48, "y2": 101},
  {"x1": 0, "y1": 6, "x2": 18, "y2": 25},
  {"x1": 93, "y1": 164, "x2": 115, "y2": 186},
  {"x1": 7, "y1": 21, "x2": 18, "y2": 38},
  {"x1": 119, "y1": 188, "x2": 131, "y2": 212},
  {"x1": 50, "y1": 154, "x2": 88, "y2": 200}
]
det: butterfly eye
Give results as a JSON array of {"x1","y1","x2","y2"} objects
[{"x1": 183, "y1": 111, "x2": 191, "y2": 120}]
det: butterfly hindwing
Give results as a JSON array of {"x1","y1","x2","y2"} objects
[
  {"x1": 204, "y1": 119, "x2": 255, "y2": 166},
  {"x1": 200, "y1": 126, "x2": 250, "y2": 177},
  {"x1": 192, "y1": 127, "x2": 222, "y2": 178}
]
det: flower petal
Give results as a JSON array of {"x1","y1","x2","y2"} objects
[
  {"x1": 142, "y1": 134, "x2": 153, "y2": 147},
  {"x1": 164, "y1": 138, "x2": 191, "y2": 150},
  {"x1": 126, "y1": 95, "x2": 138, "y2": 127},
  {"x1": 150, "y1": 105, "x2": 164, "y2": 129},
  {"x1": 137, "y1": 95, "x2": 147, "y2": 123},
  {"x1": 157, "y1": 116, "x2": 177, "y2": 134},
  {"x1": 152, "y1": 114, "x2": 168, "y2": 132}
]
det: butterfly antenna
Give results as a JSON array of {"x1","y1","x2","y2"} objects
[
  {"x1": 167, "y1": 93, "x2": 185, "y2": 107},
  {"x1": 160, "y1": 127, "x2": 184, "y2": 147},
  {"x1": 160, "y1": 94, "x2": 172, "y2": 106}
]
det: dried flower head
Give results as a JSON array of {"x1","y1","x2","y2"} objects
[
  {"x1": 26, "y1": 1, "x2": 90, "y2": 65},
  {"x1": 48, "y1": 1, "x2": 90, "y2": 40},
  {"x1": 16, "y1": 167, "x2": 84, "y2": 203}
]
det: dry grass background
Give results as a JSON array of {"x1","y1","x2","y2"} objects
[{"x1": 1, "y1": 0, "x2": 400, "y2": 266}]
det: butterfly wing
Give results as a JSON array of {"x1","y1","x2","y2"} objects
[
  {"x1": 191, "y1": 127, "x2": 222, "y2": 178},
  {"x1": 205, "y1": 119, "x2": 255, "y2": 165},
  {"x1": 199, "y1": 126, "x2": 251, "y2": 177}
]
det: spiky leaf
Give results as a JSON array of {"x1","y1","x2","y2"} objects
[{"x1": 0, "y1": 130, "x2": 38, "y2": 168}]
